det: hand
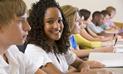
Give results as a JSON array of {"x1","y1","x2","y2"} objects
[
  {"x1": 79, "y1": 62, "x2": 90, "y2": 72},
  {"x1": 97, "y1": 46, "x2": 114, "y2": 52},
  {"x1": 85, "y1": 60, "x2": 105, "y2": 68}
]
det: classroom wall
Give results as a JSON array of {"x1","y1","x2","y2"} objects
[{"x1": 24, "y1": 0, "x2": 123, "y2": 23}]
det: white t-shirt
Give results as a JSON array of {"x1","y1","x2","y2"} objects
[
  {"x1": 87, "y1": 23, "x2": 104, "y2": 33},
  {"x1": 0, "y1": 45, "x2": 37, "y2": 74},
  {"x1": 25, "y1": 44, "x2": 77, "y2": 73}
]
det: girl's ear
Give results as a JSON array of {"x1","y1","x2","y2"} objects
[
  {"x1": 81, "y1": 16, "x2": 84, "y2": 20},
  {"x1": 0, "y1": 24, "x2": 5, "y2": 33},
  {"x1": 0, "y1": 25, "x2": 2, "y2": 31},
  {"x1": 0, "y1": 26, "x2": 3, "y2": 32}
]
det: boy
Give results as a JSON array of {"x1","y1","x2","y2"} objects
[{"x1": 0, "y1": 0, "x2": 46, "y2": 74}]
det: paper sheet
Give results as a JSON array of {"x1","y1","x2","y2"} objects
[{"x1": 88, "y1": 52, "x2": 123, "y2": 67}]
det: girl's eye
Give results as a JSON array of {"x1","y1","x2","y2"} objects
[
  {"x1": 47, "y1": 20, "x2": 54, "y2": 24},
  {"x1": 58, "y1": 19, "x2": 63, "y2": 23}
]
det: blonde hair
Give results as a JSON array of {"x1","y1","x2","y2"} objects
[
  {"x1": 0, "y1": 0, "x2": 26, "y2": 25},
  {"x1": 106, "y1": 6, "x2": 116, "y2": 16},
  {"x1": 61, "y1": 5, "x2": 78, "y2": 35}
]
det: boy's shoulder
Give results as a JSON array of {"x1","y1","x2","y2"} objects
[
  {"x1": 7, "y1": 45, "x2": 23, "y2": 55},
  {"x1": 7, "y1": 45, "x2": 25, "y2": 61},
  {"x1": 25, "y1": 44, "x2": 46, "y2": 53}
]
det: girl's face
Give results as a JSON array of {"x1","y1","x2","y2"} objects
[
  {"x1": 44, "y1": 7, "x2": 64, "y2": 42},
  {"x1": 75, "y1": 12, "x2": 81, "y2": 27},
  {"x1": 110, "y1": 10, "x2": 116, "y2": 19},
  {"x1": 103, "y1": 14, "x2": 110, "y2": 23},
  {"x1": 73, "y1": 12, "x2": 82, "y2": 33},
  {"x1": 75, "y1": 12, "x2": 85, "y2": 28},
  {"x1": 0, "y1": 13, "x2": 31, "y2": 45}
]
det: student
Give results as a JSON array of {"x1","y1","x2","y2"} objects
[
  {"x1": 91, "y1": 11, "x2": 105, "y2": 34},
  {"x1": 79, "y1": 9, "x2": 111, "y2": 41},
  {"x1": 100, "y1": 10, "x2": 110, "y2": 30},
  {"x1": 0, "y1": 0, "x2": 46, "y2": 74},
  {"x1": 61, "y1": 5, "x2": 113, "y2": 49},
  {"x1": 92, "y1": 11, "x2": 115, "y2": 38},
  {"x1": 105, "y1": 6, "x2": 117, "y2": 29},
  {"x1": 25, "y1": 0, "x2": 112, "y2": 74},
  {"x1": 25, "y1": 0, "x2": 90, "y2": 73},
  {"x1": 79, "y1": 9, "x2": 103, "y2": 41},
  {"x1": 61, "y1": 5, "x2": 113, "y2": 58}
]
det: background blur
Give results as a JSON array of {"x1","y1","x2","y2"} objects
[{"x1": 24, "y1": 0, "x2": 123, "y2": 23}]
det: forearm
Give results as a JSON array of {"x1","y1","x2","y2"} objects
[
  {"x1": 74, "y1": 34, "x2": 94, "y2": 48},
  {"x1": 80, "y1": 29, "x2": 97, "y2": 41},
  {"x1": 87, "y1": 27, "x2": 98, "y2": 37},
  {"x1": 92, "y1": 46, "x2": 114, "y2": 52},
  {"x1": 71, "y1": 58, "x2": 86, "y2": 72},
  {"x1": 41, "y1": 63, "x2": 63, "y2": 74},
  {"x1": 72, "y1": 49, "x2": 91, "y2": 58},
  {"x1": 35, "y1": 69, "x2": 47, "y2": 74},
  {"x1": 66, "y1": 72, "x2": 81, "y2": 74}
]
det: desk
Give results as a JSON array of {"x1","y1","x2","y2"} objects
[
  {"x1": 89, "y1": 53, "x2": 123, "y2": 67},
  {"x1": 88, "y1": 52, "x2": 123, "y2": 74},
  {"x1": 104, "y1": 68, "x2": 123, "y2": 74}
]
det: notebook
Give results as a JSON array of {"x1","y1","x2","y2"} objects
[
  {"x1": 88, "y1": 52, "x2": 123, "y2": 68},
  {"x1": 114, "y1": 39, "x2": 123, "y2": 53}
]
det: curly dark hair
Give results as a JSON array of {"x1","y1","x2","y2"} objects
[{"x1": 27, "y1": 0, "x2": 70, "y2": 54}]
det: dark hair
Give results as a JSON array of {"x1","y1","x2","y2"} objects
[
  {"x1": 92, "y1": 11, "x2": 101, "y2": 19},
  {"x1": 79, "y1": 9, "x2": 91, "y2": 21},
  {"x1": 27, "y1": 0, "x2": 70, "y2": 54},
  {"x1": 92, "y1": 11, "x2": 103, "y2": 26},
  {"x1": 101, "y1": 10, "x2": 110, "y2": 17}
]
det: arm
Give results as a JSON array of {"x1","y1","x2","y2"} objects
[
  {"x1": 41, "y1": 62, "x2": 86, "y2": 74},
  {"x1": 86, "y1": 27, "x2": 112, "y2": 41},
  {"x1": 71, "y1": 57, "x2": 90, "y2": 72},
  {"x1": 24, "y1": 45, "x2": 62, "y2": 74},
  {"x1": 86, "y1": 27, "x2": 99, "y2": 38},
  {"x1": 74, "y1": 34, "x2": 101, "y2": 48},
  {"x1": 35, "y1": 69, "x2": 47, "y2": 74},
  {"x1": 80, "y1": 28, "x2": 100, "y2": 41},
  {"x1": 72, "y1": 46, "x2": 113, "y2": 58},
  {"x1": 72, "y1": 49, "x2": 90, "y2": 58},
  {"x1": 88, "y1": 23, "x2": 103, "y2": 34},
  {"x1": 36, "y1": 63, "x2": 80, "y2": 74},
  {"x1": 36, "y1": 61, "x2": 108, "y2": 74},
  {"x1": 41, "y1": 63, "x2": 63, "y2": 74},
  {"x1": 72, "y1": 49, "x2": 105, "y2": 68},
  {"x1": 80, "y1": 28, "x2": 97, "y2": 41},
  {"x1": 92, "y1": 46, "x2": 114, "y2": 52}
]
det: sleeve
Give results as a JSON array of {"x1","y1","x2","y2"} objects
[
  {"x1": 7, "y1": 45, "x2": 37, "y2": 74},
  {"x1": 23, "y1": 54, "x2": 37, "y2": 74},
  {"x1": 87, "y1": 23, "x2": 102, "y2": 33},
  {"x1": 74, "y1": 34, "x2": 101, "y2": 48},
  {"x1": 69, "y1": 35, "x2": 78, "y2": 49},
  {"x1": 74, "y1": 34, "x2": 93, "y2": 48},
  {"x1": 96, "y1": 26, "x2": 104, "y2": 32},
  {"x1": 109, "y1": 20, "x2": 115, "y2": 27},
  {"x1": 64, "y1": 50, "x2": 77, "y2": 65},
  {"x1": 24, "y1": 44, "x2": 52, "y2": 72}
]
